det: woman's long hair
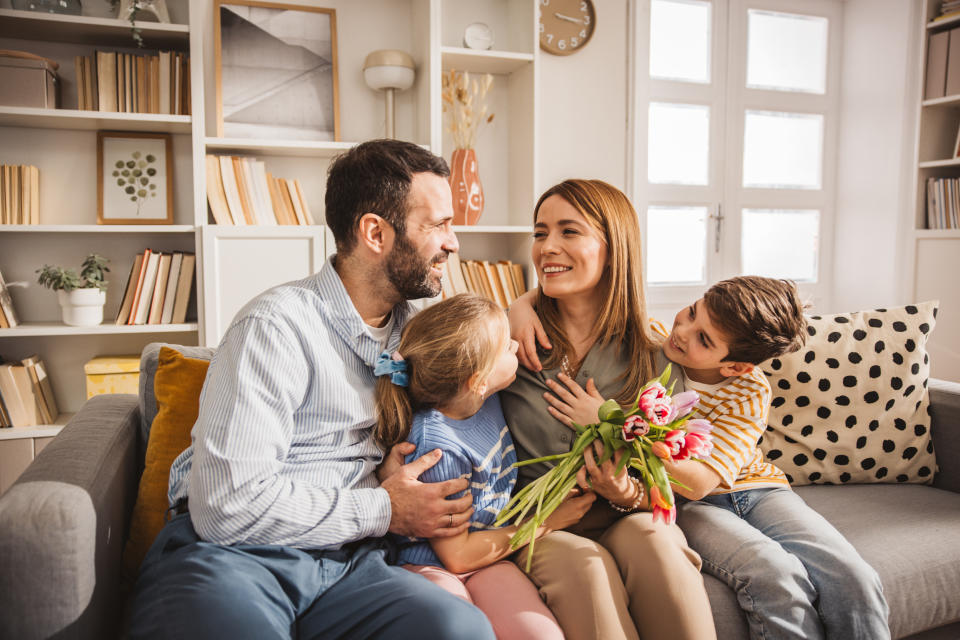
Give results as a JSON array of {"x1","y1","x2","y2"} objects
[
  {"x1": 534, "y1": 179, "x2": 659, "y2": 404},
  {"x1": 374, "y1": 293, "x2": 507, "y2": 449}
]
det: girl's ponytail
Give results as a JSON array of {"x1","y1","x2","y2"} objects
[{"x1": 375, "y1": 374, "x2": 414, "y2": 450}]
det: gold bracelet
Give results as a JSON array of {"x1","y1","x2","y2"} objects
[{"x1": 608, "y1": 476, "x2": 645, "y2": 513}]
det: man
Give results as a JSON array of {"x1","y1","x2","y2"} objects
[{"x1": 129, "y1": 140, "x2": 495, "y2": 639}]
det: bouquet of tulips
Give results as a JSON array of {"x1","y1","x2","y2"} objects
[{"x1": 496, "y1": 364, "x2": 714, "y2": 570}]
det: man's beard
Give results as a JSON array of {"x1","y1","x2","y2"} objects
[{"x1": 386, "y1": 232, "x2": 447, "y2": 300}]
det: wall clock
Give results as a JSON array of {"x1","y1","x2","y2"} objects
[{"x1": 539, "y1": 0, "x2": 596, "y2": 56}]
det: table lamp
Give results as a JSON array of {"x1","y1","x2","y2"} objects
[{"x1": 363, "y1": 50, "x2": 415, "y2": 139}]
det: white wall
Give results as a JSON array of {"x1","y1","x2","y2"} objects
[
  {"x1": 537, "y1": 0, "x2": 628, "y2": 192},
  {"x1": 832, "y1": 0, "x2": 919, "y2": 313}
]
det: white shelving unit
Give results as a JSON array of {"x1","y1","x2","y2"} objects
[
  {"x1": 1, "y1": 0, "x2": 541, "y2": 434},
  {"x1": 909, "y1": 0, "x2": 960, "y2": 381}
]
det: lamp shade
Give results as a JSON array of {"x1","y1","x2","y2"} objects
[{"x1": 363, "y1": 50, "x2": 415, "y2": 91}]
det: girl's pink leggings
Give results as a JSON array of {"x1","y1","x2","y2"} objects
[{"x1": 403, "y1": 561, "x2": 564, "y2": 640}]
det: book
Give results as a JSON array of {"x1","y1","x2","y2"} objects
[
  {"x1": 0, "y1": 268, "x2": 19, "y2": 327},
  {"x1": 133, "y1": 251, "x2": 162, "y2": 325},
  {"x1": 126, "y1": 248, "x2": 153, "y2": 325},
  {"x1": 205, "y1": 155, "x2": 233, "y2": 225},
  {"x1": 20, "y1": 355, "x2": 53, "y2": 425},
  {"x1": 171, "y1": 253, "x2": 195, "y2": 324},
  {"x1": 232, "y1": 157, "x2": 257, "y2": 225},
  {"x1": 115, "y1": 252, "x2": 144, "y2": 325},
  {"x1": 482, "y1": 260, "x2": 510, "y2": 308},
  {"x1": 495, "y1": 261, "x2": 517, "y2": 305},
  {"x1": 927, "y1": 31, "x2": 950, "y2": 99},
  {"x1": 438, "y1": 260, "x2": 455, "y2": 299},
  {"x1": 218, "y1": 156, "x2": 247, "y2": 226},
  {"x1": 24, "y1": 356, "x2": 57, "y2": 424},
  {"x1": 286, "y1": 178, "x2": 308, "y2": 225},
  {"x1": 511, "y1": 263, "x2": 526, "y2": 296},
  {"x1": 0, "y1": 363, "x2": 40, "y2": 427},
  {"x1": 250, "y1": 161, "x2": 277, "y2": 226},
  {"x1": 160, "y1": 252, "x2": 183, "y2": 324},
  {"x1": 147, "y1": 252, "x2": 172, "y2": 324},
  {"x1": 96, "y1": 50, "x2": 117, "y2": 112},
  {"x1": 293, "y1": 180, "x2": 315, "y2": 225},
  {"x1": 948, "y1": 28, "x2": 960, "y2": 96},
  {"x1": 158, "y1": 51, "x2": 171, "y2": 115}
]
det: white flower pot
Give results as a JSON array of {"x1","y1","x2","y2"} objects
[{"x1": 57, "y1": 289, "x2": 106, "y2": 327}]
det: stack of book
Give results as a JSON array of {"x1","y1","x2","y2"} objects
[
  {"x1": 440, "y1": 253, "x2": 527, "y2": 310},
  {"x1": 0, "y1": 269, "x2": 19, "y2": 329},
  {"x1": 1, "y1": 165, "x2": 39, "y2": 225},
  {"x1": 926, "y1": 176, "x2": 960, "y2": 229},
  {"x1": 115, "y1": 250, "x2": 195, "y2": 325},
  {"x1": 206, "y1": 155, "x2": 315, "y2": 226},
  {"x1": 0, "y1": 356, "x2": 59, "y2": 428},
  {"x1": 74, "y1": 50, "x2": 191, "y2": 115}
]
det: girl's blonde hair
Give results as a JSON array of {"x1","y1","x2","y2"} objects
[
  {"x1": 534, "y1": 179, "x2": 659, "y2": 404},
  {"x1": 375, "y1": 293, "x2": 507, "y2": 449}
]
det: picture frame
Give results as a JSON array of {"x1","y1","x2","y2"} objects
[
  {"x1": 214, "y1": 0, "x2": 340, "y2": 141},
  {"x1": 97, "y1": 131, "x2": 173, "y2": 225}
]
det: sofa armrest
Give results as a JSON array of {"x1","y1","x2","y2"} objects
[
  {"x1": 0, "y1": 394, "x2": 140, "y2": 640},
  {"x1": 930, "y1": 378, "x2": 960, "y2": 494}
]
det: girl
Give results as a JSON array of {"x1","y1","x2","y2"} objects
[{"x1": 374, "y1": 293, "x2": 593, "y2": 640}]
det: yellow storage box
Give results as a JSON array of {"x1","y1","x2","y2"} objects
[{"x1": 84, "y1": 355, "x2": 141, "y2": 399}]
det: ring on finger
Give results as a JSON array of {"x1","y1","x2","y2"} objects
[{"x1": 448, "y1": 513, "x2": 453, "y2": 527}]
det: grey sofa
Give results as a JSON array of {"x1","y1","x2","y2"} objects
[{"x1": 1, "y1": 342, "x2": 958, "y2": 639}]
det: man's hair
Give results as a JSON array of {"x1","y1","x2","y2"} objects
[
  {"x1": 703, "y1": 276, "x2": 807, "y2": 365},
  {"x1": 324, "y1": 139, "x2": 449, "y2": 254}
]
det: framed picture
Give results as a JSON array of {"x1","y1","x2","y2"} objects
[
  {"x1": 214, "y1": 0, "x2": 340, "y2": 141},
  {"x1": 97, "y1": 131, "x2": 173, "y2": 225}
]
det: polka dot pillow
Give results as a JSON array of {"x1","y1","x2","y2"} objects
[{"x1": 758, "y1": 301, "x2": 939, "y2": 486}]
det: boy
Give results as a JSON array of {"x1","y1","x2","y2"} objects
[{"x1": 661, "y1": 276, "x2": 890, "y2": 640}]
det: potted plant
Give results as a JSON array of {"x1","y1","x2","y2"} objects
[{"x1": 36, "y1": 254, "x2": 110, "y2": 327}]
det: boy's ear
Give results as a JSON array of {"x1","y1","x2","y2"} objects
[
  {"x1": 357, "y1": 213, "x2": 394, "y2": 255},
  {"x1": 719, "y1": 361, "x2": 754, "y2": 378}
]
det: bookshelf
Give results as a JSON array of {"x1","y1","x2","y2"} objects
[
  {"x1": 1, "y1": 0, "x2": 541, "y2": 432},
  {"x1": 910, "y1": 0, "x2": 960, "y2": 381}
]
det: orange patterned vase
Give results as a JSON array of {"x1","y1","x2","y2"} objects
[{"x1": 450, "y1": 148, "x2": 484, "y2": 225}]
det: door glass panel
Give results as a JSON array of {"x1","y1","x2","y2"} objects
[
  {"x1": 741, "y1": 208, "x2": 819, "y2": 281},
  {"x1": 742, "y1": 110, "x2": 822, "y2": 189},
  {"x1": 646, "y1": 205, "x2": 708, "y2": 284},
  {"x1": 648, "y1": 102, "x2": 710, "y2": 185},
  {"x1": 746, "y1": 10, "x2": 827, "y2": 94},
  {"x1": 650, "y1": 0, "x2": 711, "y2": 84}
]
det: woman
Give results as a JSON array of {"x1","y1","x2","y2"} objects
[{"x1": 500, "y1": 179, "x2": 716, "y2": 640}]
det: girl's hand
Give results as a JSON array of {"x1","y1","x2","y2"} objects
[
  {"x1": 543, "y1": 489, "x2": 596, "y2": 532},
  {"x1": 377, "y1": 441, "x2": 416, "y2": 483},
  {"x1": 576, "y1": 442, "x2": 635, "y2": 504},
  {"x1": 544, "y1": 373, "x2": 605, "y2": 429},
  {"x1": 508, "y1": 290, "x2": 551, "y2": 371}
]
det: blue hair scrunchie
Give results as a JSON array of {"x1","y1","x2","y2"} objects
[{"x1": 374, "y1": 350, "x2": 409, "y2": 387}]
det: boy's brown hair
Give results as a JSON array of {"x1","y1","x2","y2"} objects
[{"x1": 703, "y1": 276, "x2": 806, "y2": 365}]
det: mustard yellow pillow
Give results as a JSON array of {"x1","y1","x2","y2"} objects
[{"x1": 121, "y1": 346, "x2": 208, "y2": 581}]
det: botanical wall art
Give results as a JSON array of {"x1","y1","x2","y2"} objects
[{"x1": 97, "y1": 131, "x2": 173, "y2": 224}]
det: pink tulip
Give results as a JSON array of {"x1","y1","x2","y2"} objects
[
  {"x1": 685, "y1": 419, "x2": 713, "y2": 436},
  {"x1": 665, "y1": 430, "x2": 686, "y2": 456},
  {"x1": 645, "y1": 398, "x2": 673, "y2": 425},
  {"x1": 649, "y1": 485, "x2": 677, "y2": 525},
  {"x1": 670, "y1": 390, "x2": 699, "y2": 418},
  {"x1": 625, "y1": 415, "x2": 650, "y2": 437},
  {"x1": 621, "y1": 424, "x2": 636, "y2": 442},
  {"x1": 638, "y1": 384, "x2": 667, "y2": 413},
  {"x1": 676, "y1": 431, "x2": 713, "y2": 461},
  {"x1": 652, "y1": 503, "x2": 677, "y2": 525}
]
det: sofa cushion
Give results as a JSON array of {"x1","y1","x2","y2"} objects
[
  {"x1": 759, "y1": 302, "x2": 938, "y2": 485},
  {"x1": 796, "y1": 484, "x2": 960, "y2": 639},
  {"x1": 122, "y1": 347, "x2": 210, "y2": 580},
  {"x1": 139, "y1": 342, "x2": 214, "y2": 444}
]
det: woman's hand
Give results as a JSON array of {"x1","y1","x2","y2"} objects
[
  {"x1": 544, "y1": 373, "x2": 605, "y2": 429},
  {"x1": 576, "y1": 442, "x2": 636, "y2": 504},
  {"x1": 508, "y1": 290, "x2": 550, "y2": 371},
  {"x1": 542, "y1": 489, "x2": 596, "y2": 532}
]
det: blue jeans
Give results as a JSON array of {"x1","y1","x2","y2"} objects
[
  {"x1": 128, "y1": 514, "x2": 495, "y2": 640},
  {"x1": 677, "y1": 487, "x2": 889, "y2": 640}
]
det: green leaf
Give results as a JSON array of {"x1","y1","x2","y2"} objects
[
  {"x1": 597, "y1": 399, "x2": 623, "y2": 423},
  {"x1": 657, "y1": 363, "x2": 673, "y2": 387}
]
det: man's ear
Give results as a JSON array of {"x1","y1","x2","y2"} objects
[
  {"x1": 357, "y1": 213, "x2": 394, "y2": 255},
  {"x1": 718, "y1": 361, "x2": 754, "y2": 378}
]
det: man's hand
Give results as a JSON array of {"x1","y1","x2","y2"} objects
[
  {"x1": 381, "y1": 448, "x2": 474, "y2": 538},
  {"x1": 377, "y1": 441, "x2": 415, "y2": 483}
]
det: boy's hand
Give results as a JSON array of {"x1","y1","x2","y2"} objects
[
  {"x1": 545, "y1": 373, "x2": 605, "y2": 428},
  {"x1": 377, "y1": 441, "x2": 415, "y2": 483},
  {"x1": 381, "y1": 449, "x2": 474, "y2": 538},
  {"x1": 508, "y1": 290, "x2": 551, "y2": 371}
]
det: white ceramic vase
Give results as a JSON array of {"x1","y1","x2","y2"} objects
[{"x1": 57, "y1": 288, "x2": 106, "y2": 327}]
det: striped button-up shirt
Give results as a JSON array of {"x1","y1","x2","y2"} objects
[{"x1": 168, "y1": 258, "x2": 413, "y2": 550}]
